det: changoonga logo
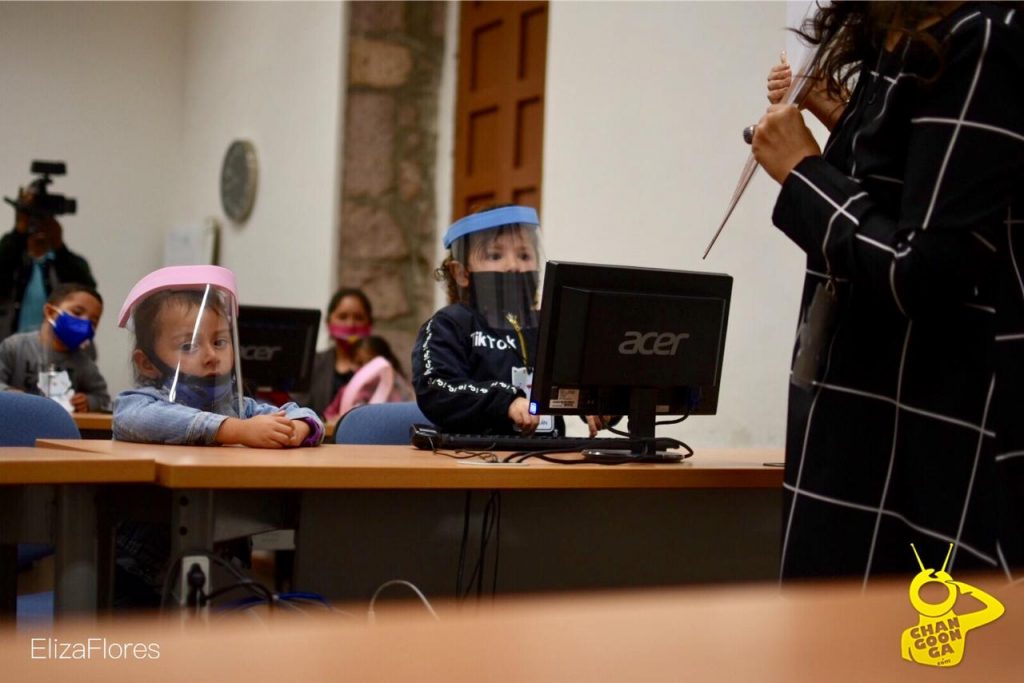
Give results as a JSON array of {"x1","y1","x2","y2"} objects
[{"x1": 900, "y1": 543, "x2": 1004, "y2": 667}]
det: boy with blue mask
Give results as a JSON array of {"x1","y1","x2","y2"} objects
[
  {"x1": 113, "y1": 265, "x2": 324, "y2": 447},
  {"x1": 0, "y1": 282, "x2": 110, "y2": 412}
]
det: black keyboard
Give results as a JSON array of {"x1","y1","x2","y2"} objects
[{"x1": 409, "y1": 424, "x2": 688, "y2": 461}]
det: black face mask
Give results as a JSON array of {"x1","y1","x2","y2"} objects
[{"x1": 467, "y1": 270, "x2": 540, "y2": 330}]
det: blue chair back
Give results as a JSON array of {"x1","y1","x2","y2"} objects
[
  {"x1": 334, "y1": 402, "x2": 431, "y2": 445},
  {"x1": 0, "y1": 393, "x2": 80, "y2": 573},
  {"x1": 0, "y1": 392, "x2": 81, "y2": 445}
]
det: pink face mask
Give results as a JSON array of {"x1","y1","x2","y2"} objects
[{"x1": 329, "y1": 323, "x2": 372, "y2": 343}]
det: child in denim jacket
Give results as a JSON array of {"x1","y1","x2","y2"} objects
[
  {"x1": 110, "y1": 265, "x2": 322, "y2": 605},
  {"x1": 113, "y1": 266, "x2": 323, "y2": 446}
]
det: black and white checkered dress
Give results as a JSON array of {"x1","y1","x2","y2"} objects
[{"x1": 771, "y1": 3, "x2": 1024, "y2": 584}]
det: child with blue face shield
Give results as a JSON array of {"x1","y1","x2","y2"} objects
[
  {"x1": 413, "y1": 205, "x2": 608, "y2": 436},
  {"x1": 0, "y1": 282, "x2": 110, "y2": 412},
  {"x1": 113, "y1": 265, "x2": 324, "y2": 447}
]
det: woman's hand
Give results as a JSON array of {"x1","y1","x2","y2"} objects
[
  {"x1": 766, "y1": 51, "x2": 846, "y2": 131},
  {"x1": 751, "y1": 104, "x2": 821, "y2": 184},
  {"x1": 767, "y1": 53, "x2": 791, "y2": 105},
  {"x1": 508, "y1": 397, "x2": 540, "y2": 435}
]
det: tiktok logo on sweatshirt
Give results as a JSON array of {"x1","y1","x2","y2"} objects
[
  {"x1": 470, "y1": 331, "x2": 518, "y2": 352},
  {"x1": 900, "y1": 544, "x2": 1004, "y2": 667}
]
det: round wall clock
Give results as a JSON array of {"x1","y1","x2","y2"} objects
[{"x1": 220, "y1": 139, "x2": 258, "y2": 222}]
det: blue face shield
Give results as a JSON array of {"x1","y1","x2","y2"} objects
[{"x1": 52, "y1": 311, "x2": 95, "y2": 351}]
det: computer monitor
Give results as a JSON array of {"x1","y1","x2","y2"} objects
[
  {"x1": 529, "y1": 260, "x2": 732, "y2": 458},
  {"x1": 237, "y1": 305, "x2": 321, "y2": 395}
]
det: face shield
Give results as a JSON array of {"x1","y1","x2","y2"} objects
[
  {"x1": 444, "y1": 205, "x2": 544, "y2": 331},
  {"x1": 118, "y1": 266, "x2": 244, "y2": 415}
]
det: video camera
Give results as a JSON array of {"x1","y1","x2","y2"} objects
[{"x1": 3, "y1": 160, "x2": 78, "y2": 220}]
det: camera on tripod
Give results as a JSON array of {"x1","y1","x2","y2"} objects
[{"x1": 3, "y1": 160, "x2": 78, "y2": 227}]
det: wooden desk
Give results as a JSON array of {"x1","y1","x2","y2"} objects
[
  {"x1": 1, "y1": 578, "x2": 1019, "y2": 681},
  {"x1": 37, "y1": 439, "x2": 783, "y2": 489},
  {"x1": 70, "y1": 412, "x2": 113, "y2": 440},
  {"x1": 0, "y1": 447, "x2": 156, "y2": 618},
  {"x1": 0, "y1": 446, "x2": 154, "y2": 484},
  {"x1": 32, "y1": 440, "x2": 785, "y2": 605},
  {"x1": 69, "y1": 413, "x2": 337, "y2": 441}
]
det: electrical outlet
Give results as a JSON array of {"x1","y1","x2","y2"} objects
[{"x1": 178, "y1": 555, "x2": 212, "y2": 607}]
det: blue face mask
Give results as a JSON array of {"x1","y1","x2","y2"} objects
[
  {"x1": 167, "y1": 373, "x2": 235, "y2": 410},
  {"x1": 51, "y1": 311, "x2": 95, "y2": 351},
  {"x1": 145, "y1": 349, "x2": 236, "y2": 411}
]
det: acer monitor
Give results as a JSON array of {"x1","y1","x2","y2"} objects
[
  {"x1": 237, "y1": 305, "x2": 321, "y2": 396},
  {"x1": 529, "y1": 261, "x2": 732, "y2": 458}
]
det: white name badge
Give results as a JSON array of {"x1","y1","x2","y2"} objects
[
  {"x1": 511, "y1": 366, "x2": 554, "y2": 433},
  {"x1": 37, "y1": 367, "x2": 75, "y2": 413}
]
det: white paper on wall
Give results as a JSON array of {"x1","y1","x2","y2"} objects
[{"x1": 164, "y1": 218, "x2": 220, "y2": 266}]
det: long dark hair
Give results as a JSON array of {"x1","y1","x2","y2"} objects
[
  {"x1": 327, "y1": 288, "x2": 373, "y2": 324},
  {"x1": 797, "y1": 1, "x2": 953, "y2": 103},
  {"x1": 352, "y1": 335, "x2": 407, "y2": 379}
]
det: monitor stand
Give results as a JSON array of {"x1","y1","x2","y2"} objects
[{"x1": 584, "y1": 388, "x2": 684, "y2": 464}]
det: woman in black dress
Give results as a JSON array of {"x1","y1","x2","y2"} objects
[{"x1": 752, "y1": 1, "x2": 1024, "y2": 584}]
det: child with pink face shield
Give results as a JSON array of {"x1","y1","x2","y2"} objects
[{"x1": 113, "y1": 265, "x2": 323, "y2": 447}]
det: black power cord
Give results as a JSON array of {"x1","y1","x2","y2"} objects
[{"x1": 456, "y1": 490, "x2": 502, "y2": 602}]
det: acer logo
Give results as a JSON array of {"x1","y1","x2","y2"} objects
[
  {"x1": 618, "y1": 331, "x2": 690, "y2": 356},
  {"x1": 241, "y1": 345, "x2": 282, "y2": 361}
]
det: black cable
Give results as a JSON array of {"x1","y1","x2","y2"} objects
[
  {"x1": 203, "y1": 580, "x2": 273, "y2": 605},
  {"x1": 460, "y1": 490, "x2": 501, "y2": 602},
  {"x1": 159, "y1": 548, "x2": 274, "y2": 614},
  {"x1": 491, "y1": 492, "x2": 502, "y2": 600},
  {"x1": 476, "y1": 493, "x2": 491, "y2": 600},
  {"x1": 432, "y1": 447, "x2": 498, "y2": 461},
  {"x1": 455, "y1": 491, "x2": 472, "y2": 597},
  {"x1": 462, "y1": 492, "x2": 492, "y2": 600},
  {"x1": 608, "y1": 405, "x2": 693, "y2": 436}
]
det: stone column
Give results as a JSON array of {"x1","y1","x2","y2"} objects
[{"x1": 339, "y1": 1, "x2": 447, "y2": 375}]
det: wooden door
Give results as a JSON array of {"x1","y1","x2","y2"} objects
[{"x1": 452, "y1": 0, "x2": 548, "y2": 217}]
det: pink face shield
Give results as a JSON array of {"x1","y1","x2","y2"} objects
[{"x1": 119, "y1": 265, "x2": 245, "y2": 415}]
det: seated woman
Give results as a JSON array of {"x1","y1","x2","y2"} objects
[{"x1": 308, "y1": 288, "x2": 374, "y2": 417}]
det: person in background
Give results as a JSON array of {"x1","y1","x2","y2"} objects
[
  {"x1": 1, "y1": 179, "x2": 96, "y2": 339},
  {"x1": 323, "y1": 334, "x2": 414, "y2": 424},
  {"x1": 0, "y1": 282, "x2": 109, "y2": 412},
  {"x1": 752, "y1": 1, "x2": 1024, "y2": 582},
  {"x1": 412, "y1": 204, "x2": 607, "y2": 437},
  {"x1": 308, "y1": 287, "x2": 374, "y2": 416}
]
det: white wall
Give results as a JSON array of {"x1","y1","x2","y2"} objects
[
  {"x1": 0, "y1": 1, "x2": 345, "y2": 397},
  {"x1": 544, "y1": 1, "x2": 806, "y2": 446},
  {"x1": 176, "y1": 1, "x2": 344, "y2": 319},
  {"x1": 0, "y1": 1, "x2": 188, "y2": 397}
]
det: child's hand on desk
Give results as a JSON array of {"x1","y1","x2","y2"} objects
[
  {"x1": 71, "y1": 392, "x2": 89, "y2": 413},
  {"x1": 289, "y1": 419, "x2": 311, "y2": 447},
  {"x1": 217, "y1": 411, "x2": 294, "y2": 448},
  {"x1": 508, "y1": 397, "x2": 540, "y2": 435}
]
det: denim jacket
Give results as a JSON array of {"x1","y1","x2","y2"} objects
[{"x1": 113, "y1": 385, "x2": 324, "y2": 446}]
